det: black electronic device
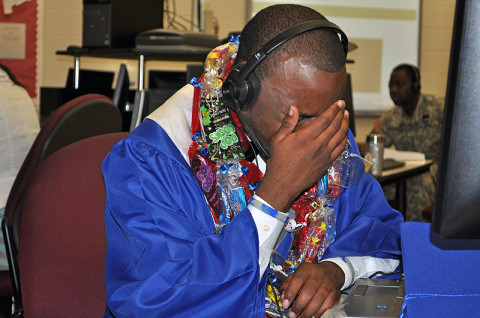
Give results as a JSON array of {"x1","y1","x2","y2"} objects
[
  {"x1": 409, "y1": 64, "x2": 421, "y2": 94},
  {"x1": 430, "y1": 0, "x2": 480, "y2": 250},
  {"x1": 40, "y1": 68, "x2": 115, "y2": 122},
  {"x1": 127, "y1": 65, "x2": 205, "y2": 131},
  {"x1": 65, "y1": 68, "x2": 114, "y2": 91},
  {"x1": 222, "y1": 20, "x2": 349, "y2": 159},
  {"x1": 112, "y1": 64, "x2": 133, "y2": 131},
  {"x1": 342, "y1": 73, "x2": 356, "y2": 136},
  {"x1": 112, "y1": 64, "x2": 130, "y2": 108},
  {"x1": 82, "y1": 0, "x2": 163, "y2": 48},
  {"x1": 146, "y1": 70, "x2": 186, "y2": 116},
  {"x1": 135, "y1": 29, "x2": 219, "y2": 53},
  {"x1": 397, "y1": 63, "x2": 421, "y2": 94}
]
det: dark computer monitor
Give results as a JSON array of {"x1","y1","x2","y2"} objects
[
  {"x1": 430, "y1": 0, "x2": 480, "y2": 250},
  {"x1": 112, "y1": 64, "x2": 132, "y2": 131},
  {"x1": 60, "y1": 68, "x2": 115, "y2": 109},
  {"x1": 146, "y1": 70, "x2": 186, "y2": 116},
  {"x1": 112, "y1": 64, "x2": 130, "y2": 108},
  {"x1": 65, "y1": 68, "x2": 114, "y2": 92},
  {"x1": 129, "y1": 65, "x2": 205, "y2": 131},
  {"x1": 342, "y1": 73, "x2": 356, "y2": 136}
]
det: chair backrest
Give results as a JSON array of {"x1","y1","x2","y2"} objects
[
  {"x1": 17, "y1": 132, "x2": 127, "y2": 317},
  {"x1": 4, "y1": 93, "x2": 122, "y2": 245}
]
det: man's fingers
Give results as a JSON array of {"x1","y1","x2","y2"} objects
[
  {"x1": 313, "y1": 289, "x2": 340, "y2": 318},
  {"x1": 275, "y1": 105, "x2": 299, "y2": 140},
  {"x1": 316, "y1": 102, "x2": 347, "y2": 143},
  {"x1": 326, "y1": 110, "x2": 350, "y2": 159},
  {"x1": 280, "y1": 268, "x2": 307, "y2": 309},
  {"x1": 306, "y1": 100, "x2": 344, "y2": 138}
]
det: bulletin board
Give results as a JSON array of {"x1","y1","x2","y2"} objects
[
  {"x1": 249, "y1": 0, "x2": 421, "y2": 112},
  {"x1": 0, "y1": 0, "x2": 37, "y2": 98}
]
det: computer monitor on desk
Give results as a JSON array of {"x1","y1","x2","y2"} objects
[
  {"x1": 129, "y1": 66, "x2": 205, "y2": 131},
  {"x1": 112, "y1": 64, "x2": 134, "y2": 132},
  {"x1": 40, "y1": 69, "x2": 115, "y2": 122},
  {"x1": 342, "y1": 73, "x2": 356, "y2": 136},
  {"x1": 430, "y1": 0, "x2": 480, "y2": 250}
]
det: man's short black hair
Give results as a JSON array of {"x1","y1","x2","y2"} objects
[
  {"x1": 392, "y1": 64, "x2": 421, "y2": 86},
  {"x1": 235, "y1": 4, "x2": 347, "y2": 81}
]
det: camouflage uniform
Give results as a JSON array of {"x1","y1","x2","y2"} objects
[{"x1": 373, "y1": 94, "x2": 444, "y2": 221}]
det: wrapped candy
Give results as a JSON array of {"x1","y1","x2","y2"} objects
[
  {"x1": 200, "y1": 97, "x2": 244, "y2": 160},
  {"x1": 216, "y1": 160, "x2": 248, "y2": 225},
  {"x1": 294, "y1": 206, "x2": 336, "y2": 265},
  {"x1": 201, "y1": 37, "x2": 239, "y2": 98}
]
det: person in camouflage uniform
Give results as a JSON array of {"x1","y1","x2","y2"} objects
[{"x1": 371, "y1": 64, "x2": 444, "y2": 221}]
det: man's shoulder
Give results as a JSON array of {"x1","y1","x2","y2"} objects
[
  {"x1": 419, "y1": 94, "x2": 445, "y2": 120},
  {"x1": 421, "y1": 94, "x2": 444, "y2": 108},
  {"x1": 122, "y1": 120, "x2": 189, "y2": 168}
]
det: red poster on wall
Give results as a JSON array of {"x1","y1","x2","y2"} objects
[{"x1": 0, "y1": 0, "x2": 37, "y2": 98}]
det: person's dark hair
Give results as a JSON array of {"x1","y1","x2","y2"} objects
[
  {"x1": 0, "y1": 63, "x2": 25, "y2": 87},
  {"x1": 392, "y1": 63, "x2": 421, "y2": 90},
  {"x1": 235, "y1": 4, "x2": 347, "y2": 81}
]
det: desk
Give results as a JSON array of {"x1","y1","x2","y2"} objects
[
  {"x1": 56, "y1": 47, "x2": 211, "y2": 90},
  {"x1": 57, "y1": 46, "x2": 212, "y2": 129},
  {"x1": 374, "y1": 160, "x2": 432, "y2": 216}
]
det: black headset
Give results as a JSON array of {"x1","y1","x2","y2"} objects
[
  {"x1": 222, "y1": 19, "x2": 349, "y2": 159},
  {"x1": 397, "y1": 63, "x2": 421, "y2": 94},
  {"x1": 409, "y1": 64, "x2": 421, "y2": 94}
]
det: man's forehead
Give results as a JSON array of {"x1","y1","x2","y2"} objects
[{"x1": 392, "y1": 69, "x2": 409, "y2": 77}]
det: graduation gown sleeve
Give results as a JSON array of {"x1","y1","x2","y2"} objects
[{"x1": 103, "y1": 120, "x2": 267, "y2": 317}]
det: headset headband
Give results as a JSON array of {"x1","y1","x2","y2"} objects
[{"x1": 237, "y1": 20, "x2": 349, "y2": 83}]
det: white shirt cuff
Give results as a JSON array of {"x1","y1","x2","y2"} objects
[
  {"x1": 321, "y1": 256, "x2": 401, "y2": 290},
  {"x1": 248, "y1": 194, "x2": 288, "y2": 279}
]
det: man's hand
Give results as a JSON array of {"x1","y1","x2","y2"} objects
[
  {"x1": 280, "y1": 262, "x2": 345, "y2": 318},
  {"x1": 256, "y1": 101, "x2": 349, "y2": 211},
  {"x1": 373, "y1": 118, "x2": 384, "y2": 133}
]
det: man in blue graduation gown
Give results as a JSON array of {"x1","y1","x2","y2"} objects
[{"x1": 102, "y1": 4, "x2": 403, "y2": 318}]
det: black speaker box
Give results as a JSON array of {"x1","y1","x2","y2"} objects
[{"x1": 83, "y1": 0, "x2": 164, "y2": 48}]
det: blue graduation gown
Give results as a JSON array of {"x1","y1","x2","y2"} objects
[{"x1": 102, "y1": 119, "x2": 403, "y2": 317}]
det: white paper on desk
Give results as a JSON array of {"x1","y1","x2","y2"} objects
[
  {"x1": 384, "y1": 148, "x2": 425, "y2": 161},
  {"x1": 0, "y1": 23, "x2": 26, "y2": 59}
]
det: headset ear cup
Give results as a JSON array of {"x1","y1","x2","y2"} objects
[
  {"x1": 241, "y1": 71, "x2": 261, "y2": 111},
  {"x1": 413, "y1": 81, "x2": 421, "y2": 94},
  {"x1": 410, "y1": 65, "x2": 421, "y2": 93},
  {"x1": 222, "y1": 64, "x2": 243, "y2": 111},
  {"x1": 222, "y1": 63, "x2": 261, "y2": 111}
]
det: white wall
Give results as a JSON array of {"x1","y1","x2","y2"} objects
[{"x1": 420, "y1": 0, "x2": 455, "y2": 97}]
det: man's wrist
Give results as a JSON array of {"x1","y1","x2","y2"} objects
[
  {"x1": 318, "y1": 260, "x2": 345, "y2": 290},
  {"x1": 248, "y1": 196, "x2": 289, "y2": 223},
  {"x1": 255, "y1": 176, "x2": 294, "y2": 212},
  {"x1": 320, "y1": 257, "x2": 355, "y2": 290}
]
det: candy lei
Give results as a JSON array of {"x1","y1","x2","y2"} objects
[
  {"x1": 188, "y1": 38, "x2": 356, "y2": 264},
  {"x1": 188, "y1": 37, "x2": 361, "y2": 316},
  {"x1": 188, "y1": 36, "x2": 263, "y2": 230}
]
